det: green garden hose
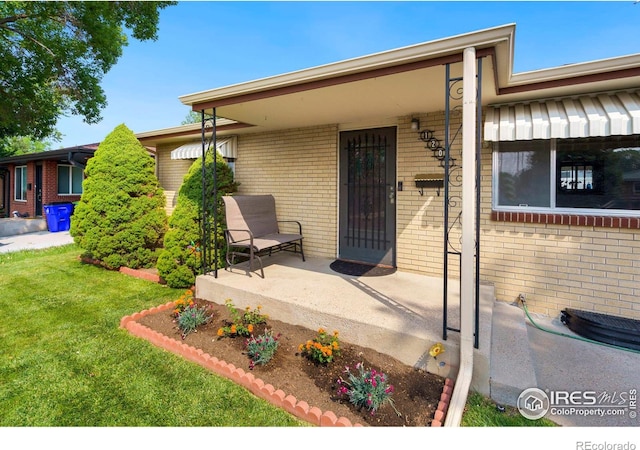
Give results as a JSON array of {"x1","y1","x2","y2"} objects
[{"x1": 519, "y1": 298, "x2": 640, "y2": 355}]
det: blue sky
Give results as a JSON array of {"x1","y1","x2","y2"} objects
[{"x1": 55, "y1": 1, "x2": 640, "y2": 148}]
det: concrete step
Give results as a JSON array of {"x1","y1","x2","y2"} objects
[{"x1": 489, "y1": 301, "x2": 537, "y2": 407}]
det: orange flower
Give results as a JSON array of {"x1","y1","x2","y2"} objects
[
  {"x1": 230, "y1": 324, "x2": 237, "y2": 334},
  {"x1": 217, "y1": 328, "x2": 224, "y2": 337},
  {"x1": 247, "y1": 324, "x2": 254, "y2": 333}
]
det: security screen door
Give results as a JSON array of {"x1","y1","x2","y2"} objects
[{"x1": 338, "y1": 127, "x2": 396, "y2": 266}]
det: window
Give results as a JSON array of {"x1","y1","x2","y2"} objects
[
  {"x1": 15, "y1": 166, "x2": 27, "y2": 201},
  {"x1": 58, "y1": 165, "x2": 83, "y2": 195},
  {"x1": 494, "y1": 135, "x2": 640, "y2": 214}
]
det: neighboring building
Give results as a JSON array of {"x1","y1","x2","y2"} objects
[
  {"x1": 137, "y1": 24, "x2": 640, "y2": 320},
  {"x1": 0, "y1": 145, "x2": 98, "y2": 218}
]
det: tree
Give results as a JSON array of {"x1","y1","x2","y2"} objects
[
  {"x1": 0, "y1": 133, "x2": 62, "y2": 158},
  {"x1": 181, "y1": 111, "x2": 201, "y2": 125},
  {"x1": 70, "y1": 123, "x2": 167, "y2": 269},
  {"x1": 157, "y1": 151, "x2": 238, "y2": 288},
  {"x1": 0, "y1": 1, "x2": 176, "y2": 142}
]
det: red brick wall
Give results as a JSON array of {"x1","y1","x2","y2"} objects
[{"x1": 42, "y1": 161, "x2": 82, "y2": 206}]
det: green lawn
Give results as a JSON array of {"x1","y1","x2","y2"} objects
[
  {"x1": 0, "y1": 245, "x2": 304, "y2": 426},
  {"x1": 462, "y1": 392, "x2": 557, "y2": 427}
]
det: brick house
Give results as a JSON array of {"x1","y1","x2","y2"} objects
[
  {"x1": 0, "y1": 145, "x2": 98, "y2": 218},
  {"x1": 137, "y1": 24, "x2": 640, "y2": 321}
]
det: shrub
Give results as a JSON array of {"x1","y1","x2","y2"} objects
[
  {"x1": 70, "y1": 124, "x2": 167, "y2": 269},
  {"x1": 177, "y1": 303, "x2": 214, "y2": 339},
  {"x1": 157, "y1": 149, "x2": 238, "y2": 288},
  {"x1": 245, "y1": 330, "x2": 280, "y2": 369},
  {"x1": 298, "y1": 328, "x2": 340, "y2": 364},
  {"x1": 336, "y1": 362, "x2": 399, "y2": 416},
  {"x1": 217, "y1": 299, "x2": 268, "y2": 338}
]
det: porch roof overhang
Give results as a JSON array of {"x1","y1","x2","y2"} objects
[{"x1": 177, "y1": 24, "x2": 519, "y2": 135}]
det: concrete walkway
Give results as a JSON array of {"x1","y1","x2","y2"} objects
[{"x1": 0, "y1": 230, "x2": 74, "y2": 254}]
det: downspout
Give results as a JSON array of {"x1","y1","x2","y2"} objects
[{"x1": 444, "y1": 46, "x2": 477, "y2": 427}]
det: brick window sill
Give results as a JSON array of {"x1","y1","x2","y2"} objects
[{"x1": 491, "y1": 211, "x2": 640, "y2": 229}]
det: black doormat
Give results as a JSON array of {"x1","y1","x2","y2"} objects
[{"x1": 329, "y1": 260, "x2": 396, "y2": 277}]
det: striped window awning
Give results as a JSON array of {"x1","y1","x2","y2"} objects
[
  {"x1": 484, "y1": 91, "x2": 640, "y2": 141},
  {"x1": 170, "y1": 136, "x2": 237, "y2": 160}
]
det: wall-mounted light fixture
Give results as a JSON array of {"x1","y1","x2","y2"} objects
[{"x1": 411, "y1": 118, "x2": 420, "y2": 131}]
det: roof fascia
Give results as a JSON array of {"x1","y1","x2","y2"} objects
[
  {"x1": 135, "y1": 119, "x2": 251, "y2": 144},
  {"x1": 0, "y1": 146, "x2": 96, "y2": 165}
]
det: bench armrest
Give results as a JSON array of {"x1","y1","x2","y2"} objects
[
  {"x1": 225, "y1": 228, "x2": 254, "y2": 245},
  {"x1": 277, "y1": 220, "x2": 303, "y2": 235}
]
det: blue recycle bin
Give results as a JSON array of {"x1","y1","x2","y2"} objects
[{"x1": 44, "y1": 203, "x2": 74, "y2": 232}]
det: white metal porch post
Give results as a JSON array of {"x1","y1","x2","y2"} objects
[{"x1": 444, "y1": 46, "x2": 477, "y2": 427}]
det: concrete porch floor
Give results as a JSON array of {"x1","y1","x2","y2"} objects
[{"x1": 196, "y1": 252, "x2": 497, "y2": 398}]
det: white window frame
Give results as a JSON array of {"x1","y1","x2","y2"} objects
[
  {"x1": 14, "y1": 165, "x2": 27, "y2": 202},
  {"x1": 57, "y1": 164, "x2": 83, "y2": 195},
  {"x1": 492, "y1": 138, "x2": 640, "y2": 217}
]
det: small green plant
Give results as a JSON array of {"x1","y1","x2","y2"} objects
[
  {"x1": 298, "y1": 328, "x2": 340, "y2": 364},
  {"x1": 245, "y1": 330, "x2": 281, "y2": 370},
  {"x1": 177, "y1": 303, "x2": 213, "y2": 339},
  {"x1": 217, "y1": 300, "x2": 268, "y2": 338},
  {"x1": 336, "y1": 362, "x2": 400, "y2": 416}
]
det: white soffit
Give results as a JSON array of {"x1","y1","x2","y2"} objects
[
  {"x1": 170, "y1": 136, "x2": 237, "y2": 160},
  {"x1": 484, "y1": 91, "x2": 640, "y2": 141}
]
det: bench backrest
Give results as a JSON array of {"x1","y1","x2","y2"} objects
[{"x1": 223, "y1": 195, "x2": 279, "y2": 241}]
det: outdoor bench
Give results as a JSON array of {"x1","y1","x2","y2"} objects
[{"x1": 222, "y1": 194, "x2": 305, "y2": 278}]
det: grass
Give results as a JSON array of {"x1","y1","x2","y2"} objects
[
  {"x1": 1, "y1": 244, "x2": 555, "y2": 428},
  {"x1": 461, "y1": 392, "x2": 558, "y2": 427},
  {"x1": 0, "y1": 245, "x2": 304, "y2": 426}
]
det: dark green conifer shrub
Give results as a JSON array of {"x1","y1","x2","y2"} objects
[
  {"x1": 157, "y1": 149, "x2": 238, "y2": 288},
  {"x1": 70, "y1": 124, "x2": 167, "y2": 269}
]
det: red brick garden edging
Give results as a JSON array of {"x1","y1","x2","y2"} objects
[{"x1": 120, "y1": 302, "x2": 454, "y2": 427}]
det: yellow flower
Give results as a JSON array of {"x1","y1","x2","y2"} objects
[
  {"x1": 318, "y1": 328, "x2": 325, "y2": 334},
  {"x1": 333, "y1": 330, "x2": 339, "y2": 337},
  {"x1": 298, "y1": 344, "x2": 304, "y2": 352},
  {"x1": 429, "y1": 342, "x2": 445, "y2": 358}
]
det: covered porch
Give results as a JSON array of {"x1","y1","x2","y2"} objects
[{"x1": 195, "y1": 252, "x2": 535, "y2": 405}]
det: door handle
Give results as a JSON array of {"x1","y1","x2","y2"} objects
[{"x1": 389, "y1": 186, "x2": 395, "y2": 204}]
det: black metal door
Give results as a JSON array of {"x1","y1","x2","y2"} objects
[
  {"x1": 339, "y1": 127, "x2": 396, "y2": 266},
  {"x1": 35, "y1": 165, "x2": 43, "y2": 216}
]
